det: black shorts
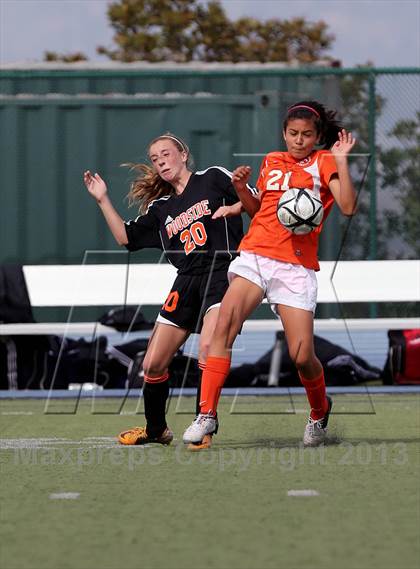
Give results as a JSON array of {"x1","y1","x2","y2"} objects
[{"x1": 158, "y1": 270, "x2": 229, "y2": 333}]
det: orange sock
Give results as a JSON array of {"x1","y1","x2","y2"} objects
[
  {"x1": 200, "y1": 356, "x2": 231, "y2": 415},
  {"x1": 299, "y1": 370, "x2": 328, "y2": 420}
]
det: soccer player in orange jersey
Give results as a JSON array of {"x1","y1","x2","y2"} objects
[{"x1": 183, "y1": 101, "x2": 357, "y2": 447}]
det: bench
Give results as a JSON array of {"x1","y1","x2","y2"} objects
[
  {"x1": 0, "y1": 258, "x2": 418, "y2": 388},
  {"x1": 0, "y1": 259, "x2": 418, "y2": 336}
]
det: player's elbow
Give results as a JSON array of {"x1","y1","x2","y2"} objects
[
  {"x1": 251, "y1": 203, "x2": 261, "y2": 218},
  {"x1": 243, "y1": 196, "x2": 261, "y2": 218},
  {"x1": 339, "y1": 200, "x2": 357, "y2": 216},
  {"x1": 116, "y1": 224, "x2": 129, "y2": 246},
  {"x1": 243, "y1": 202, "x2": 260, "y2": 218},
  {"x1": 116, "y1": 232, "x2": 129, "y2": 246}
]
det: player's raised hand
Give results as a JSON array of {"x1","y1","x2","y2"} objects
[
  {"x1": 232, "y1": 165, "x2": 252, "y2": 191},
  {"x1": 331, "y1": 129, "x2": 356, "y2": 159},
  {"x1": 83, "y1": 171, "x2": 108, "y2": 202}
]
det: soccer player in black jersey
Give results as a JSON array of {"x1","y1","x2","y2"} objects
[{"x1": 84, "y1": 133, "x2": 258, "y2": 447}]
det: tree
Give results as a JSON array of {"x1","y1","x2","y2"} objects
[
  {"x1": 97, "y1": 0, "x2": 198, "y2": 62},
  {"x1": 94, "y1": 0, "x2": 334, "y2": 63},
  {"x1": 193, "y1": 1, "x2": 239, "y2": 62},
  {"x1": 44, "y1": 0, "x2": 334, "y2": 63},
  {"x1": 230, "y1": 17, "x2": 333, "y2": 64},
  {"x1": 337, "y1": 68, "x2": 388, "y2": 261},
  {"x1": 44, "y1": 51, "x2": 88, "y2": 63},
  {"x1": 335, "y1": 72, "x2": 418, "y2": 318},
  {"x1": 338, "y1": 70, "x2": 419, "y2": 263},
  {"x1": 380, "y1": 113, "x2": 420, "y2": 257}
]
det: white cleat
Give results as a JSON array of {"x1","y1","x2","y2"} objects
[
  {"x1": 303, "y1": 396, "x2": 333, "y2": 447},
  {"x1": 183, "y1": 413, "x2": 218, "y2": 444}
]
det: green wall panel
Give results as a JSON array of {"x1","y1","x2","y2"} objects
[
  {"x1": 0, "y1": 66, "x2": 348, "y2": 265},
  {"x1": 0, "y1": 106, "x2": 19, "y2": 261},
  {"x1": 2, "y1": 94, "x2": 283, "y2": 264},
  {"x1": 0, "y1": 67, "x2": 304, "y2": 96}
]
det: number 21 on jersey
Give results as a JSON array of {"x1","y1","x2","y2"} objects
[{"x1": 266, "y1": 169, "x2": 292, "y2": 191}]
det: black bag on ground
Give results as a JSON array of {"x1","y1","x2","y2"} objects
[
  {"x1": 315, "y1": 335, "x2": 381, "y2": 386},
  {"x1": 109, "y1": 339, "x2": 150, "y2": 388},
  {"x1": 0, "y1": 335, "x2": 118, "y2": 391},
  {"x1": 44, "y1": 336, "x2": 127, "y2": 389},
  {"x1": 168, "y1": 354, "x2": 200, "y2": 388},
  {"x1": 114, "y1": 338, "x2": 200, "y2": 389},
  {"x1": 99, "y1": 307, "x2": 153, "y2": 332},
  {"x1": 0, "y1": 265, "x2": 51, "y2": 389},
  {"x1": 0, "y1": 335, "x2": 51, "y2": 390},
  {"x1": 226, "y1": 334, "x2": 381, "y2": 387}
]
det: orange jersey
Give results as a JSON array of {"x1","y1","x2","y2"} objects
[{"x1": 239, "y1": 150, "x2": 337, "y2": 271}]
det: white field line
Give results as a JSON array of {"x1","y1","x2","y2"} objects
[
  {"x1": 1, "y1": 411, "x2": 34, "y2": 415},
  {"x1": 83, "y1": 437, "x2": 116, "y2": 441},
  {"x1": 49, "y1": 493, "x2": 80, "y2": 500},
  {"x1": 0, "y1": 437, "x2": 118, "y2": 449},
  {"x1": 287, "y1": 489, "x2": 320, "y2": 497}
]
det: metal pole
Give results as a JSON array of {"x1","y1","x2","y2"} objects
[
  {"x1": 267, "y1": 331, "x2": 285, "y2": 386},
  {"x1": 368, "y1": 73, "x2": 378, "y2": 318}
]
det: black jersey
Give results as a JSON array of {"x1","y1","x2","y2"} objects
[{"x1": 124, "y1": 166, "x2": 258, "y2": 275}]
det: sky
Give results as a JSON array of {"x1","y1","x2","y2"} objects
[{"x1": 0, "y1": 0, "x2": 419, "y2": 68}]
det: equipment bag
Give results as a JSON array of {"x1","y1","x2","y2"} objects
[
  {"x1": 0, "y1": 264, "x2": 35, "y2": 324},
  {"x1": 227, "y1": 334, "x2": 381, "y2": 387},
  {"x1": 99, "y1": 306, "x2": 153, "y2": 332},
  {"x1": 383, "y1": 329, "x2": 420, "y2": 384}
]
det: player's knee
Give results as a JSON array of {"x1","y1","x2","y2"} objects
[
  {"x1": 199, "y1": 341, "x2": 210, "y2": 363},
  {"x1": 294, "y1": 357, "x2": 314, "y2": 373},
  {"x1": 214, "y1": 309, "x2": 241, "y2": 348},
  {"x1": 142, "y1": 357, "x2": 166, "y2": 378},
  {"x1": 288, "y1": 345, "x2": 313, "y2": 370}
]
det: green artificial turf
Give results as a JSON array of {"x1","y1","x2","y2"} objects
[{"x1": 1, "y1": 394, "x2": 419, "y2": 569}]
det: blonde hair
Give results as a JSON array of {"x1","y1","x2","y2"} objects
[{"x1": 124, "y1": 133, "x2": 192, "y2": 214}]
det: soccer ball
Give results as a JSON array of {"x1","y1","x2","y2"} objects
[{"x1": 277, "y1": 188, "x2": 324, "y2": 235}]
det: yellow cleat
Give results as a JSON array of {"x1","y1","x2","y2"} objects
[
  {"x1": 187, "y1": 434, "x2": 213, "y2": 451},
  {"x1": 118, "y1": 426, "x2": 173, "y2": 446}
]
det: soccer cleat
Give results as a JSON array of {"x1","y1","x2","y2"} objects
[
  {"x1": 303, "y1": 396, "x2": 333, "y2": 447},
  {"x1": 183, "y1": 413, "x2": 219, "y2": 445},
  {"x1": 118, "y1": 426, "x2": 173, "y2": 446},
  {"x1": 187, "y1": 434, "x2": 214, "y2": 451}
]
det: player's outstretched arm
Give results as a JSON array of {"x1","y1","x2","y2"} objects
[
  {"x1": 212, "y1": 201, "x2": 244, "y2": 219},
  {"x1": 329, "y1": 130, "x2": 357, "y2": 216},
  {"x1": 232, "y1": 166, "x2": 261, "y2": 218},
  {"x1": 83, "y1": 170, "x2": 128, "y2": 245}
]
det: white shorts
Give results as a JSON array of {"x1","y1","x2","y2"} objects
[{"x1": 228, "y1": 251, "x2": 318, "y2": 313}]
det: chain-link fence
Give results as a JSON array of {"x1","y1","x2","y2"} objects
[
  {"x1": 316, "y1": 68, "x2": 419, "y2": 318},
  {"x1": 333, "y1": 69, "x2": 420, "y2": 265}
]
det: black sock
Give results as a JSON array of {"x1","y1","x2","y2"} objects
[
  {"x1": 195, "y1": 368, "x2": 203, "y2": 416},
  {"x1": 143, "y1": 380, "x2": 170, "y2": 438}
]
